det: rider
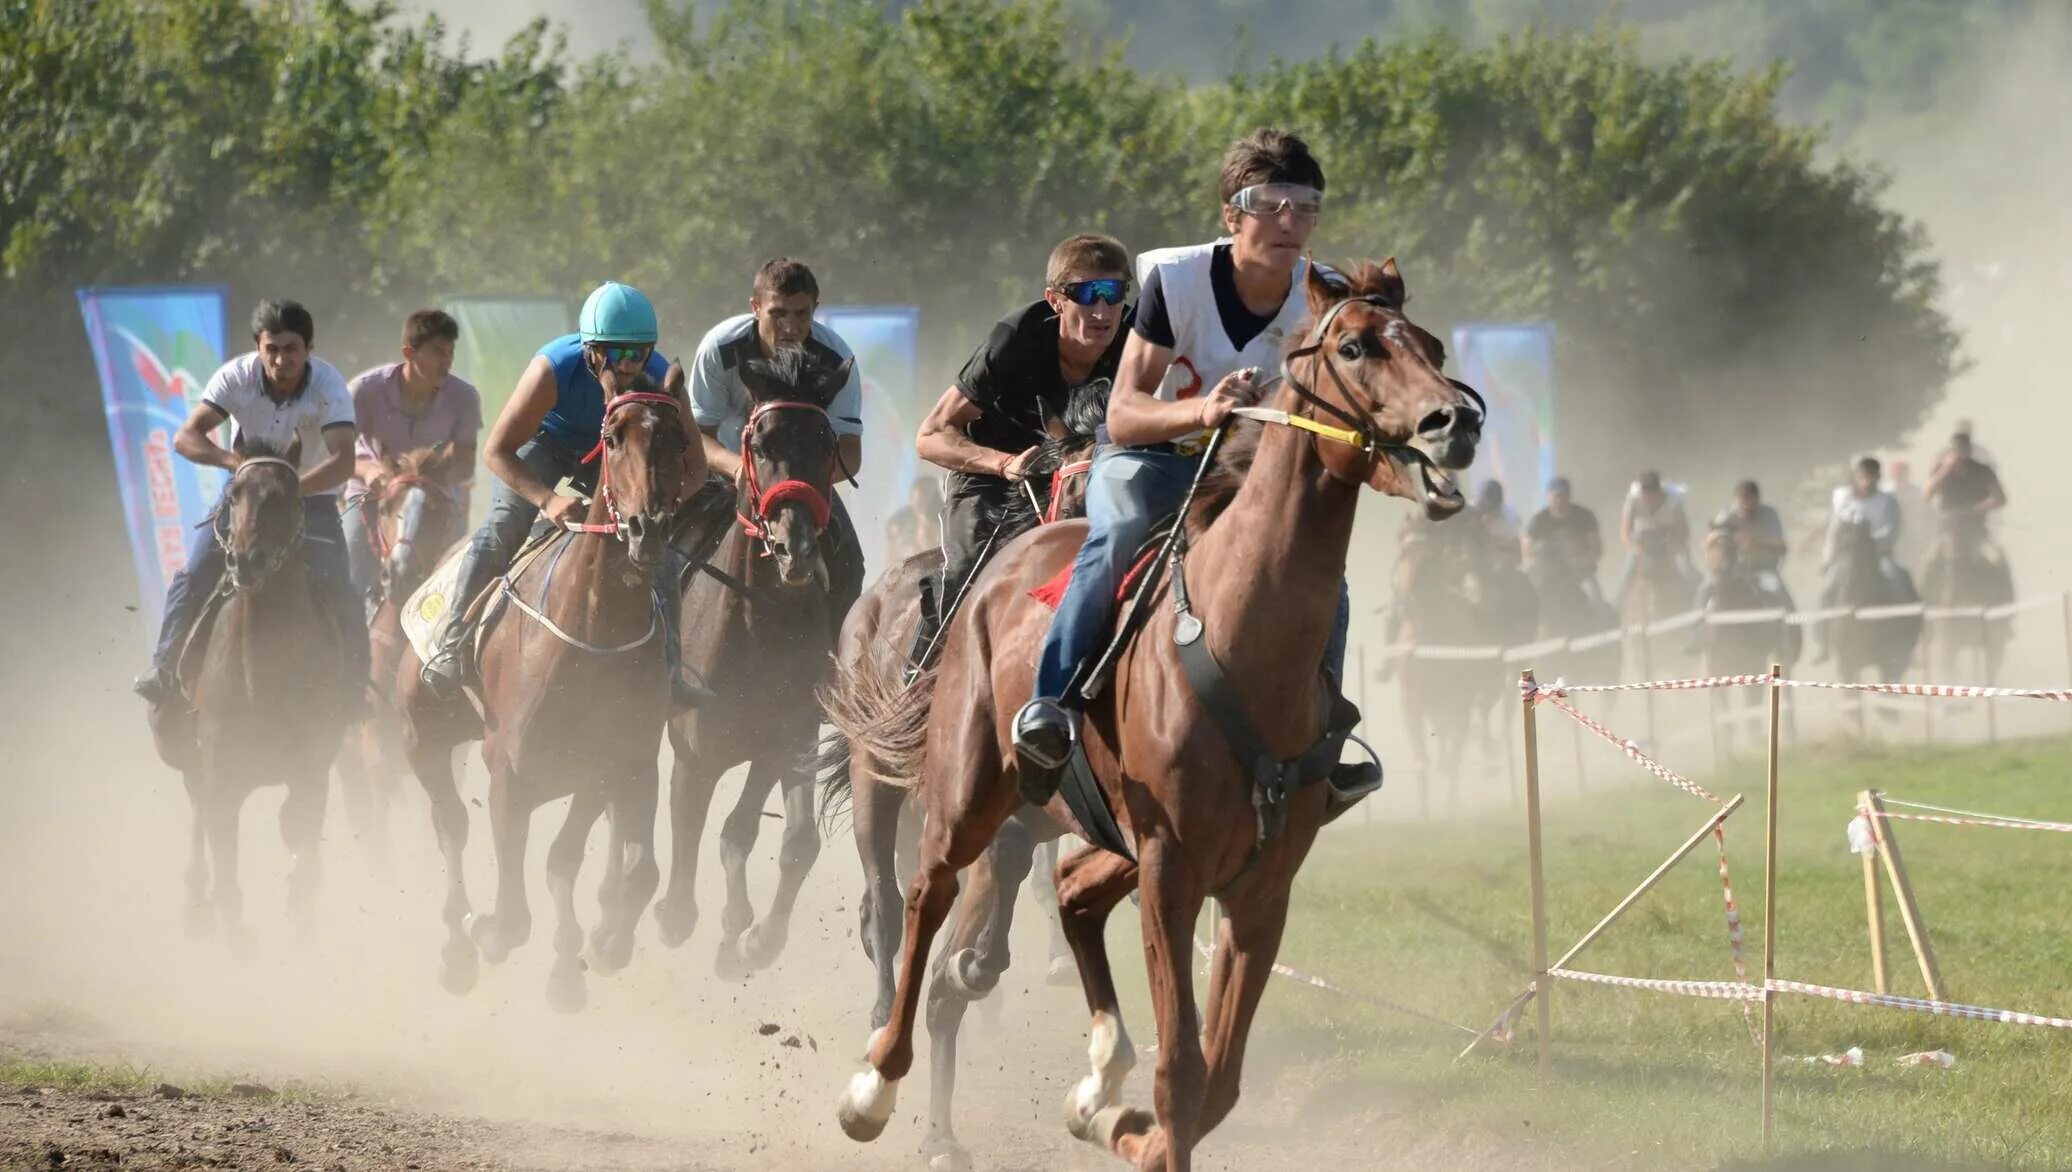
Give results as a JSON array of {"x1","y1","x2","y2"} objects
[
  {"x1": 343, "y1": 308, "x2": 482, "y2": 617},
  {"x1": 682, "y1": 258, "x2": 868, "y2": 646},
  {"x1": 1616, "y1": 470, "x2": 1692, "y2": 608},
  {"x1": 1813, "y1": 454, "x2": 1912, "y2": 660},
  {"x1": 1921, "y1": 428, "x2": 2010, "y2": 603},
  {"x1": 1013, "y1": 127, "x2": 1363, "y2": 800},
  {"x1": 132, "y1": 299, "x2": 368, "y2": 714},
  {"x1": 911, "y1": 232, "x2": 1134, "y2": 667},
  {"x1": 1468, "y1": 479, "x2": 1522, "y2": 567},
  {"x1": 1695, "y1": 479, "x2": 1793, "y2": 612},
  {"x1": 1523, "y1": 476, "x2": 1605, "y2": 606},
  {"x1": 419, "y1": 282, "x2": 704, "y2": 708}
]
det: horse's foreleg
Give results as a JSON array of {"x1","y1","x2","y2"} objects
[
  {"x1": 919, "y1": 848, "x2": 999, "y2": 1172},
  {"x1": 405, "y1": 721, "x2": 476, "y2": 994},
  {"x1": 655, "y1": 736, "x2": 720, "y2": 949},
  {"x1": 201, "y1": 776, "x2": 249, "y2": 954},
  {"x1": 181, "y1": 770, "x2": 212, "y2": 941},
  {"x1": 279, "y1": 760, "x2": 328, "y2": 938},
  {"x1": 470, "y1": 759, "x2": 534, "y2": 965},
  {"x1": 591, "y1": 761, "x2": 661, "y2": 976},
  {"x1": 1110, "y1": 839, "x2": 1205, "y2": 1172},
  {"x1": 851, "y1": 759, "x2": 907, "y2": 1030},
  {"x1": 1195, "y1": 882, "x2": 1291, "y2": 1141},
  {"x1": 1055, "y1": 843, "x2": 1143, "y2": 1144},
  {"x1": 713, "y1": 756, "x2": 782, "y2": 980},
  {"x1": 741, "y1": 752, "x2": 823, "y2": 972},
  {"x1": 968, "y1": 816, "x2": 1036, "y2": 991},
  {"x1": 1032, "y1": 837, "x2": 1074, "y2": 985},
  {"x1": 543, "y1": 787, "x2": 603, "y2": 1013}
]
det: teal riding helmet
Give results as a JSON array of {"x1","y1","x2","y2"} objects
[{"x1": 578, "y1": 282, "x2": 659, "y2": 345}]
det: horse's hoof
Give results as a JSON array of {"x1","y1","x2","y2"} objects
[
  {"x1": 1045, "y1": 954, "x2": 1077, "y2": 987},
  {"x1": 920, "y1": 1132, "x2": 973, "y2": 1172},
  {"x1": 588, "y1": 923, "x2": 637, "y2": 976},
  {"x1": 713, "y1": 936, "x2": 749, "y2": 983},
  {"x1": 469, "y1": 914, "x2": 520, "y2": 965},
  {"x1": 439, "y1": 938, "x2": 479, "y2": 996},
  {"x1": 1085, "y1": 1105, "x2": 1154, "y2": 1152},
  {"x1": 740, "y1": 920, "x2": 789, "y2": 971},
  {"x1": 653, "y1": 897, "x2": 696, "y2": 949},
  {"x1": 546, "y1": 956, "x2": 587, "y2": 1014},
  {"x1": 940, "y1": 948, "x2": 996, "y2": 1001},
  {"x1": 835, "y1": 1067, "x2": 898, "y2": 1143}
]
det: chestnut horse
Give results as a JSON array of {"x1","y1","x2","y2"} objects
[
  {"x1": 335, "y1": 445, "x2": 467, "y2": 865},
  {"x1": 652, "y1": 349, "x2": 852, "y2": 978},
  {"x1": 831, "y1": 260, "x2": 1480, "y2": 1171},
  {"x1": 146, "y1": 447, "x2": 348, "y2": 946},
  {"x1": 396, "y1": 365, "x2": 695, "y2": 1008}
]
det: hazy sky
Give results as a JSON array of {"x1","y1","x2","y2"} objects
[{"x1": 407, "y1": 0, "x2": 655, "y2": 58}]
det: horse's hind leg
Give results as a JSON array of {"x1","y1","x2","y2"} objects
[
  {"x1": 590, "y1": 761, "x2": 661, "y2": 976},
  {"x1": 714, "y1": 756, "x2": 783, "y2": 980},
  {"x1": 741, "y1": 749, "x2": 824, "y2": 972},
  {"x1": 1030, "y1": 837, "x2": 1074, "y2": 985},
  {"x1": 654, "y1": 733, "x2": 721, "y2": 949},
  {"x1": 405, "y1": 719, "x2": 476, "y2": 994},
  {"x1": 851, "y1": 759, "x2": 907, "y2": 1030},
  {"x1": 1055, "y1": 842, "x2": 1145, "y2": 1145},
  {"x1": 181, "y1": 769, "x2": 212, "y2": 941},
  {"x1": 544, "y1": 788, "x2": 604, "y2": 1013},
  {"x1": 470, "y1": 759, "x2": 535, "y2": 964},
  {"x1": 279, "y1": 762, "x2": 328, "y2": 939},
  {"x1": 917, "y1": 846, "x2": 1003, "y2": 1172}
]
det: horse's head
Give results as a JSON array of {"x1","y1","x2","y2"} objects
[
  {"x1": 597, "y1": 363, "x2": 693, "y2": 572},
  {"x1": 220, "y1": 444, "x2": 303, "y2": 593},
  {"x1": 1702, "y1": 525, "x2": 1736, "y2": 575},
  {"x1": 737, "y1": 347, "x2": 849, "y2": 588},
  {"x1": 1286, "y1": 259, "x2": 1482, "y2": 519},
  {"x1": 365, "y1": 445, "x2": 465, "y2": 603},
  {"x1": 1031, "y1": 377, "x2": 1111, "y2": 525}
]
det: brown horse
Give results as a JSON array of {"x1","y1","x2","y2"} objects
[
  {"x1": 1923, "y1": 515, "x2": 2013, "y2": 682},
  {"x1": 818, "y1": 410, "x2": 1100, "y2": 1171},
  {"x1": 335, "y1": 446, "x2": 467, "y2": 865},
  {"x1": 146, "y1": 448, "x2": 348, "y2": 947},
  {"x1": 651, "y1": 349, "x2": 852, "y2": 978},
  {"x1": 1391, "y1": 528, "x2": 1508, "y2": 809},
  {"x1": 830, "y1": 260, "x2": 1480, "y2": 1171},
  {"x1": 396, "y1": 365, "x2": 694, "y2": 1008}
]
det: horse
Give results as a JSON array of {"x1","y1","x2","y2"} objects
[
  {"x1": 1697, "y1": 527, "x2": 1799, "y2": 748},
  {"x1": 1391, "y1": 530, "x2": 1499, "y2": 807},
  {"x1": 827, "y1": 259, "x2": 1480, "y2": 1171},
  {"x1": 815, "y1": 391, "x2": 1103, "y2": 1168},
  {"x1": 1922, "y1": 514, "x2": 2013, "y2": 683},
  {"x1": 649, "y1": 349, "x2": 854, "y2": 979},
  {"x1": 1621, "y1": 526, "x2": 1699, "y2": 680},
  {"x1": 334, "y1": 446, "x2": 467, "y2": 865},
  {"x1": 395, "y1": 364, "x2": 694, "y2": 1008},
  {"x1": 1829, "y1": 518, "x2": 1922, "y2": 687},
  {"x1": 1528, "y1": 530, "x2": 1622, "y2": 687},
  {"x1": 145, "y1": 446, "x2": 348, "y2": 947}
]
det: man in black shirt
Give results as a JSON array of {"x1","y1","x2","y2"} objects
[
  {"x1": 1524, "y1": 477, "x2": 1606, "y2": 604},
  {"x1": 1922, "y1": 428, "x2": 2011, "y2": 602},
  {"x1": 910, "y1": 234, "x2": 1133, "y2": 662}
]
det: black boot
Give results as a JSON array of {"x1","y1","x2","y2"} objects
[
  {"x1": 1013, "y1": 698, "x2": 1076, "y2": 805},
  {"x1": 421, "y1": 545, "x2": 500, "y2": 700},
  {"x1": 133, "y1": 665, "x2": 178, "y2": 706},
  {"x1": 903, "y1": 577, "x2": 942, "y2": 682}
]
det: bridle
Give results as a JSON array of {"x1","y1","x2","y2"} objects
[
  {"x1": 1043, "y1": 457, "x2": 1095, "y2": 526},
  {"x1": 358, "y1": 472, "x2": 440, "y2": 564},
  {"x1": 1277, "y1": 293, "x2": 1485, "y2": 477},
  {"x1": 736, "y1": 398, "x2": 837, "y2": 553},
  {"x1": 572, "y1": 391, "x2": 687, "y2": 539},
  {"x1": 215, "y1": 456, "x2": 303, "y2": 592}
]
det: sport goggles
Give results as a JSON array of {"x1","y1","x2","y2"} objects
[
  {"x1": 591, "y1": 342, "x2": 653, "y2": 365},
  {"x1": 1056, "y1": 278, "x2": 1128, "y2": 306},
  {"x1": 1227, "y1": 183, "x2": 1324, "y2": 220}
]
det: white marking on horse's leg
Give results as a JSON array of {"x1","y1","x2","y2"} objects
[
  {"x1": 1064, "y1": 1010, "x2": 1135, "y2": 1138},
  {"x1": 836, "y1": 1066, "x2": 899, "y2": 1142}
]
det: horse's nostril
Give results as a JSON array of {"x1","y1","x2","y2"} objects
[{"x1": 1418, "y1": 407, "x2": 1458, "y2": 436}]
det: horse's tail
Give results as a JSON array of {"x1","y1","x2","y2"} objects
[
  {"x1": 817, "y1": 653, "x2": 937, "y2": 806},
  {"x1": 813, "y1": 729, "x2": 853, "y2": 832}
]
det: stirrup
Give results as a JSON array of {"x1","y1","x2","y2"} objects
[
  {"x1": 420, "y1": 646, "x2": 467, "y2": 699},
  {"x1": 1013, "y1": 698, "x2": 1076, "y2": 771}
]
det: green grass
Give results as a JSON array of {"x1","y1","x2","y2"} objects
[{"x1": 1197, "y1": 737, "x2": 2072, "y2": 1168}]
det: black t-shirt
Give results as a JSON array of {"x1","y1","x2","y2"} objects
[
  {"x1": 954, "y1": 298, "x2": 1131, "y2": 458},
  {"x1": 1135, "y1": 243, "x2": 1278, "y2": 354},
  {"x1": 1933, "y1": 460, "x2": 2002, "y2": 512},
  {"x1": 1526, "y1": 505, "x2": 1599, "y2": 548}
]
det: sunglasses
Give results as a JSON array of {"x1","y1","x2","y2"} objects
[
  {"x1": 592, "y1": 343, "x2": 653, "y2": 365},
  {"x1": 1056, "y1": 278, "x2": 1128, "y2": 307},
  {"x1": 1227, "y1": 183, "x2": 1324, "y2": 220}
]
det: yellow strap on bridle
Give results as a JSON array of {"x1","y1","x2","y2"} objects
[{"x1": 1230, "y1": 405, "x2": 1367, "y2": 450}]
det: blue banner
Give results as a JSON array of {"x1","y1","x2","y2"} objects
[
  {"x1": 818, "y1": 305, "x2": 923, "y2": 577},
  {"x1": 1453, "y1": 322, "x2": 1557, "y2": 515},
  {"x1": 77, "y1": 286, "x2": 229, "y2": 649}
]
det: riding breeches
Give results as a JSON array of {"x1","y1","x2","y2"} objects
[{"x1": 153, "y1": 494, "x2": 370, "y2": 689}]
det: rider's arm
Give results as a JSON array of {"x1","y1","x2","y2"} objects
[
  {"x1": 483, "y1": 355, "x2": 565, "y2": 509},
  {"x1": 827, "y1": 357, "x2": 865, "y2": 478},
  {"x1": 697, "y1": 426, "x2": 740, "y2": 480},
  {"x1": 917, "y1": 387, "x2": 1024, "y2": 478},
  {"x1": 303, "y1": 424, "x2": 357, "y2": 496},
  {"x1": 172, "y1": 402, "x2": 240, "y2": 471},
  {"x1": 1619, "y1": 499, "x2": 1638, "y2": 551},
  {"x1": 439, "y1": 383, "x2": 483, "y2": 487},
  {"x1": 1980, "y1": 470, "x2": 2007, "y2": 515},
  {"x1": 686, "y1": 334, "x2": 743, "y2": 481},
  {"x1": 1104, "y1": 333, "x2": 1253, "y2": 447}
]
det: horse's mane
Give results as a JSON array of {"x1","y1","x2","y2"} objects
[
  {"x1": 745, "y1": 345, "x2": 840, "y2": 403},
  {"x1": 989, "y1": 378, "x2": 1113, "y2": 532},
  {"x1": 238, "y1": 437, "x2": 294, "y2": 462}
]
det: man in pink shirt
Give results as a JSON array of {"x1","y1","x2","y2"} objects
[{"x1": 343, "y1": 309, "x2": 482, "y2": 615}]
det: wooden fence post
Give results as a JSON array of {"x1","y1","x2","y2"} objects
[{"x1": 1521, "y1": 670, "x2": 1551, "y2": 1088}]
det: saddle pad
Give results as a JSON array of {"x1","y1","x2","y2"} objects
[
  {"x1": 1028, "y1": 545, "x2": 1165, "y2": 613},
  {"x1": 400, "y1": 545, "x2": 467, "y2": 664}
]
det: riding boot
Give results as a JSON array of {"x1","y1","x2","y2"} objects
[
  {"x1": 655, "y1": 559, "x2": 712, "y2": 715},
  {"x1": 1321, "y1": 690, "x2": 1382, "y2": 822},
  {"x1": 903, "y1": 576, "x2": 941, "y2": 682},
  {"x1": 1013, "y1": 698, "x2": 1076, "y2": 806},
  {"x1": 421, "y1": 542, "x2": 502, "y2": 699}
]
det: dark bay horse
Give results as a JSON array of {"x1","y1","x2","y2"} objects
[
  {"x1": 1698, "y1": 527, "x2": 1799, "y2": 747},
  {"x1": 651, "y1": 350, "x2": 851, "y2": 979},
  {"x1": 146, "y1": 448, "x2": 347, "y2": 946},
  {"x1": 396, "y1": 365, "x2": 695, "y2": 1008},
  {"x1": 1393, "y1": 526, "x2": 1522, "y2": 806},
  {"x1": 817, "y1": 403, "x2": 1101, "y2": 1170},
  {"x1": 1831, "y1": 518, "x2": 1922, "y2": 686},
  {"x1": 829, "y1": 260, "x2": 1480, "y2": 1171},
  {"x1": 1924, "y1": 516, "x2": 2013, "y2": 682},
  {"x1": 335, "y1": 446, "x2": 467, "y2": 864},
  {"x1": 1530, "y1": 536, "x2": 1623, "y2": 687}
]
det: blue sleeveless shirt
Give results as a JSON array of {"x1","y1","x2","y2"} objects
[{"x1": 536, "y1": 333, "x2": 673, "y2": 450}]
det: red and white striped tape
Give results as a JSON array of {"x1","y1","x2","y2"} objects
[
  {"x1": 1549, "y1": 967, "x2": 1763, "y2": 1001},
  {"x1": 1871, "y1": 810, "x2": 2072, "y2": 833},
  {"x1": 1767, "y1": 980, "x2": 2072, "y2": 1030},
  {"x1": 1191, "y1": 935, "x2": 1485, "y2": 1038},
  {"x1": 1528, "y1": 674, "x2": 2072, "y2": 702},
  {"x1": 1533, "y1": 690, "x2": 1726, "y2": 804}
]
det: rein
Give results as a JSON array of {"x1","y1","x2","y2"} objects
[
  {"x1": 736, "y1": 398, "x2": 837, "y2": 546},
  {"x1": 358, "y1": 474, "x2": 437, "y2": 562},
  {"x1": 574, "y1": 391, "x2": 686, "y2": 538}
]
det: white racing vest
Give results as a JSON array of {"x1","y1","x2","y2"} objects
[{"x1": 1134, "y1": 241, "x2": 1320, "y2": 453}]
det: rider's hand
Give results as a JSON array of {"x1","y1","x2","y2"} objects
[
  {"x1": 998, "y1": 445, "x2": 1042, "y2": 482},
  {"x1": 541, "y1": 493, "x2": 588, "y2": 529},
  {"x1": 1195, "y1": 367, "x2": 1260, "y2": 429}
]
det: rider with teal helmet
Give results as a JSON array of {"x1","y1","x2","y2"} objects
[{"x1": 421, "y1": 282, "x2": 705, "y2": 707}]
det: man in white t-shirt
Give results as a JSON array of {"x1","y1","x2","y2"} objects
[
  {"x1": 1015, "y1": 128, "x2": 1361, "y2": 803},
  {"x1": 134, "y1": 300, "x2": 367, "y2": 714}
]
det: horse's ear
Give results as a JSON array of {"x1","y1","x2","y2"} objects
[
  {"x1": 1303, "y1": 258, "x2": 1342, "y2": 317},
  {"x1": 380, "y1": 452, "x2": 403, "y2": 480},
  {"x1": 737, "y1": 361, "x2": 773, "y2": 403},
  {"x1": 664, "y1": 359, "x2": 688, "y2": 398},
  {"x1": 1376, "y1": 257, "x2": 1407, "y2": 310}
]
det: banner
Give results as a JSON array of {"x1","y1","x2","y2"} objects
[
  {"x1": 78, "y1": 286, "x2": 230, "y2": 650},
  {"x1": 1452, "y1": 322, "x2": 1557, "y2": 515},
  {"x1": 443, "y1": 295, "x2": 573, "y2": 525},
  {"x1": 818, "y1": 305, "x2": 923, "y2": 578}
]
